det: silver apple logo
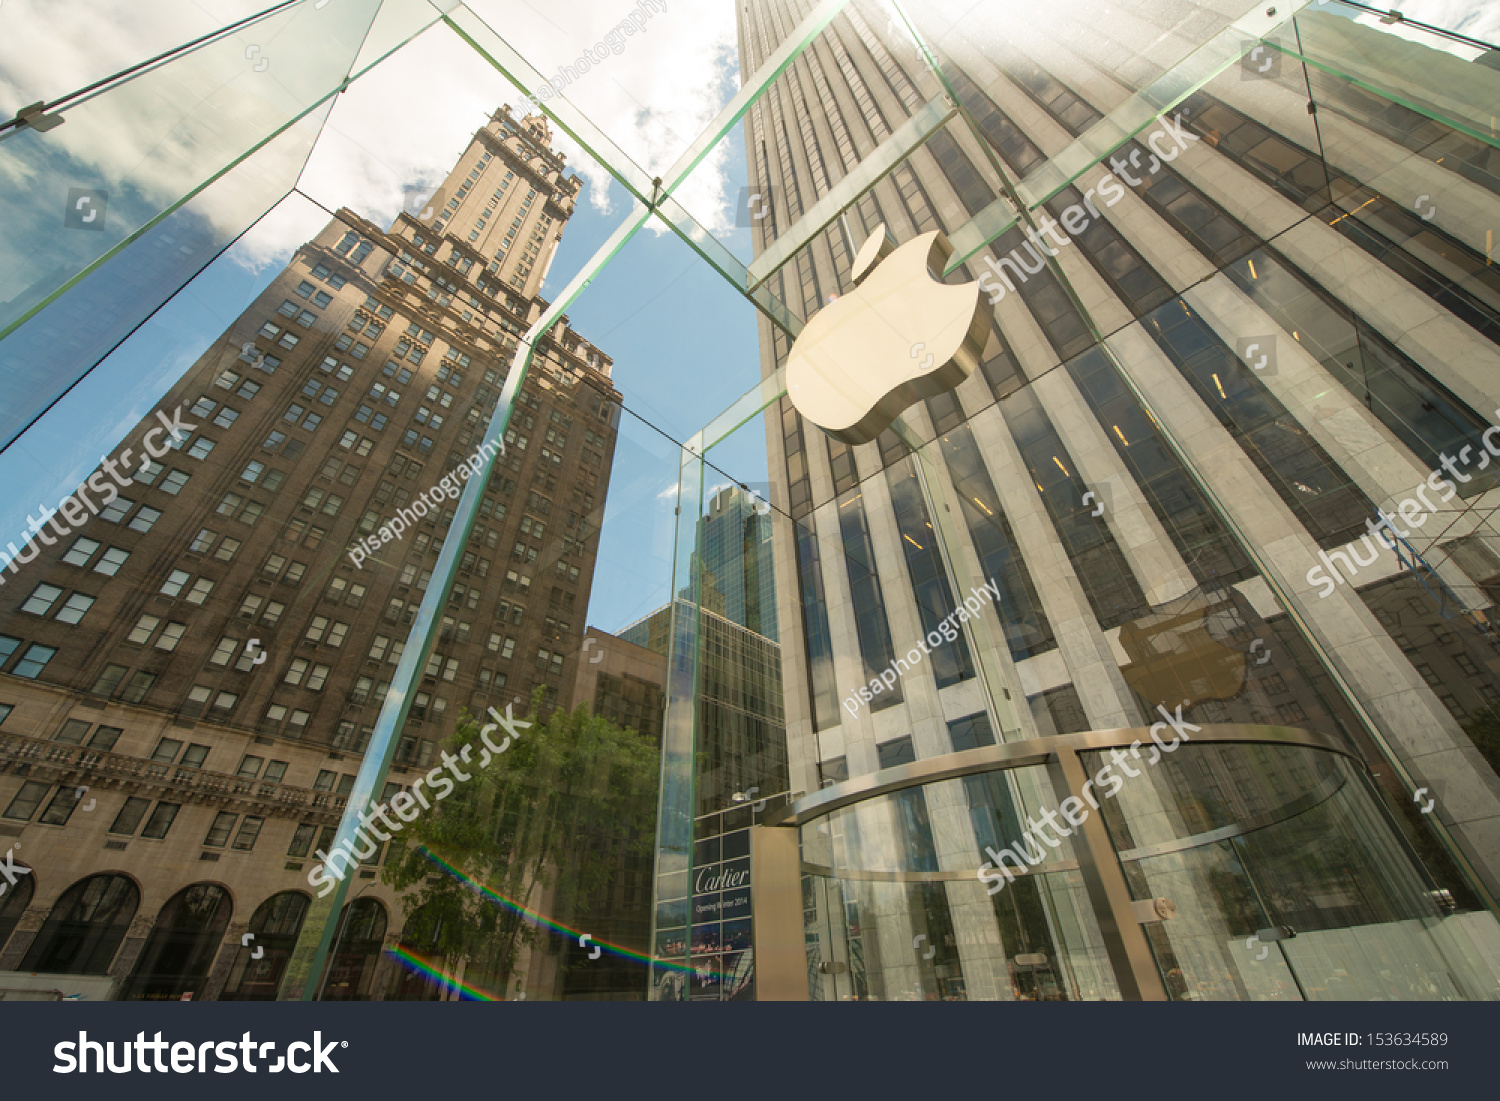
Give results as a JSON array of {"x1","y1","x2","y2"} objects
[{"x1": 786, "y1": 223, "x2": 987, "y2": 445}]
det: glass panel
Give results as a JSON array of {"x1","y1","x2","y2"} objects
[
  {"x1": 800, "y1": 766, "x2": 1118, "y2": 1001},
  {"x1": 1086, "y1": 743, "x2": 1497, "y2": 1000},
  {"x1": 0, "y1": 0, "x2": 387, "y2": 447}
]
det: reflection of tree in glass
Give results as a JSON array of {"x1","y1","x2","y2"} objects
[
  {"x1": 1461, "y1": 707, "x2": 1500, "y2": 775},
  {"x1": 383, "y1": 688, "x2": 659, "y2": 997}
]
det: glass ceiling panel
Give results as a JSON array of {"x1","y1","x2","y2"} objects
[{"x1": 0, "y1": 0, "x2": 299, "y2": 114}]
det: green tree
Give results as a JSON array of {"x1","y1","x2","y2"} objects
[
  {"x1": 1461, "y1": 707, "x2": 1500, "y2": 777},
  {"x1": 383, "y1": 689, "x2": 659, "y2": 997}
]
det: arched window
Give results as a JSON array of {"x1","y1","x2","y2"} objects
[
  {"x1": 221, "y1": 891, "x2": 309, "y2": 1000},
  {"x1": 0, "y1": 863, "x2": 35, "y2": 956},
  {"x1": 391, "y1": 903, "x2": 454, "y2": 1001},
  {"x1": 119, "y1": 883, "x2": 232, "y2": 1000},
  {"x1": 321, "y1": 897, "x2": 386, "y2": 1001},
  {"x1": 19, "y1": 873, "x2": 138, "y2": 975}
]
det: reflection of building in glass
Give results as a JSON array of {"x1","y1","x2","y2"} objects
[
  {"x1": 0, "y1": 106, "x2": 623, "y2": 1001},
  {"x1": 621, "y1": 601, "x2": 787, "y2": 814},
  {"x1": 526, "y1": 626, "x2": 665, "y2": 1001},
  {"x1": 683, "y1": 486, "x2": 779, "y2": 643},
  {"x1": 625, "y1": 589, "x2": 786, "y2": 1002},
  {"x1": 737, "y1": 0, "x2": 1500, "y2": 1001},
  {"x1": 574, "y1": 627, "x2": 667, "y2": 746}
]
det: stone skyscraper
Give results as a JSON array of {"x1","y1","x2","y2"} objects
[{"x1": 0, "y1": 106, "x2": 621, "y2": 1001}]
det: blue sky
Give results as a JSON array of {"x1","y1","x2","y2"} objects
[{"x1": 0, "y1": 2, "x2": 772, "y2": 638}]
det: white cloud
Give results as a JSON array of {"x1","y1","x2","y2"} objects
[
  {"x1": 0, "y1": 0, "x2": 743, "y2": 284},
  {"x1": 1374, "y1": 0, "x2": 1500, "y2": 50},
  {"x1": 471, "y1": 0, "x2": 741, "y2": 230}
]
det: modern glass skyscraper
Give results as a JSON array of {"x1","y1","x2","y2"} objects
[
  {"x1": 725, "y1": 0, "x2": 1500, "y2": 1000},
  {"x1": 685, "y1": 485, "x2": 779, "y2": 642}
]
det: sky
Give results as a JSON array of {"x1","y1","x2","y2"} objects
[
  {"x1": 0, "y1": 0, "x2": 1496, "y2": 635},
  {"x1": 0, "y1": 0, "x2": 775, "y2": 635}
]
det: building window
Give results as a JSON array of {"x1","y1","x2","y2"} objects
[
  {"x1": 232, "y1": 816, "x2": 264, "y2": 851},
  {"x1": 98, "y1": 496, "x2": 133, "y2": 523},
  {"x1": 53, "y1": 719, "x2": 91, "y2": 745},
  {"x1": 89, "y1": 726, "x2": 122, "y2": 751},
  {"x1": 153, "y1": 622, "x2": 186, "y2": 651},
  {"x1": 61, "y1": 537, "x2": 100, "y2": 566},
  {"x1": 13, "y1": 645, "x2": 57, "y2": 679},
  {"x1": 151, "y1": 737, "x2": 183, "y2": 763},
  {"x1": 876, "y1": 737, "x2": 916, "y2": 769},
  {"x1": 183, "y1": 686, "x2": 211, "y2": 717},
  {"x1": 95, "y1": 547, "x2": 130, "y2": 575},
  {"x1": 50, "y1": 592, "x2": 94, "y2": 625},
  {"x1": 20, "y1": 584, "x2": 61, "y2": 616},
  {"x1": 3, "y1": 780, "x2": 49, "y2": 820},
  {"x1": 38, "y1": 787, "x2": 81, "y2": 826},
  {"x1": 287, "y1": 823, "x2": 316, "y2": 858},
  {"x1": 109, "y1": 796, "x2": 151, "y2": 835},
  {"x1": 140, "y1": 802, "x2": 180, "y2": 839},
  {"x1": 204, "y1": 812, "x2": 237, "y2": 848},
  {"x1": 91, "y1": 664, "x2": 127, "y2": 696}
]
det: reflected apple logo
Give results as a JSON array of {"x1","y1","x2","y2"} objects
[{"x1": 786, "y1": 223, "x2": 987, "y2": 445}]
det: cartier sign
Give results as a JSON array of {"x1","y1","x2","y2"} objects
[{"x1": 695, "y1": 865, "x2": 749, "y2": 893}]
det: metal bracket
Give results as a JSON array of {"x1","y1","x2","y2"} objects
[{"x1": 14, "y1": 102, "x2": 64, "y2": 133}]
